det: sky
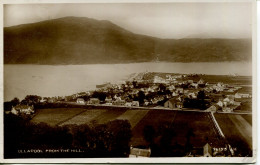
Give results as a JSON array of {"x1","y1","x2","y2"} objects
[{"x1": 4, "y1": 2, "x2": 252, "y2": 39}]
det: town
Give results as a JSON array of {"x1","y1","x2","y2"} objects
[
  {"x1": 8, "y1": 72, "x2": 252, "y2": 116},
  {"x1": 4, "y1": 72, "x2": 252, "y2": 158}
]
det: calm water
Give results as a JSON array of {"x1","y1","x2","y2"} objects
[{"x1": 4, "y1": 62, "x2": 252, "y2": 101}]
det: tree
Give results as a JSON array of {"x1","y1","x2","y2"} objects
[
  {"x1": 143, "y1": 125, "x2": 156, "y2": 145},
  {"x1": 185, "y1": 128, "x2": 195, "y2": 154},
  {"x1": 197, "y1": 90, "x2": 205, "y2": 100},
  {"x1": 106, "y1": 120, "x2": 132, "y2": 157},
  {"x1": 92, "y1": 91, "x2": 107, "y2": 102},
  {"x1": 137, "y1": 90, "x2": 145, "y2": 105},
  {"x1": 132, "y1": 80, "x2": 137, "y2": 88},
  {"x1": 10, "y1": 97, "x2": 20, "y2": 106},
  {"x1": 159, "y1": 83, "x2": 166, "y2": 92},
  {"x1": 24, "y1": 95, "x2": 41, "y2": 105}
]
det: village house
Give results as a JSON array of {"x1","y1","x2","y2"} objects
[
  {"x1": 188, "y1": 92, "x2": 197, "y2": 99},
  {"x1": 184, "y1": 89, "x2": 189, "y2": 95},
  {"x1": 176, "y1": 88, "x2": 184, "y2": 94},
  {"x1": 198, "y1": 78, "x2": 206, "y2": 88},
  {"x1": 129, "y1": 146, "x2": 151, "y2": 158},
  {"x1": 176, "y1": 102, "x2": 183, "y2": 109},
  {"x1": 223, "y1": 97, "x2": 231, "y2": 103},
  {"x1": 132, "y1": 101, "x2": 140, "y2": 107},
  {"x1": 223, "y1": 104, "x2": 240, "y2": 112},
  {"x1": 216, "y1": 100, "x2": 224, "y2": 108},
  {"x1": 76, "y1": 98, "x2": 85, "y2": 104},
  {"x1": 144, "y1": 101, "x2": 150, "y2": 106},
  {"x1": 212, "y1": 85, "x2": 224, "y2": 92},
  {"x1": 147, "y1": 87, "x2": 155, "y2": 92},
  {"x1": 151, "y1": 98, "x2": 159, "y2": 104},
  {"x1": 11, "y1": 104, "x2": 34, "y2": 115},
  {"x1": 168, "y1": 85, "x2": 176, "y2": 91},
  {"x1": 88, "y1": 98, "x2": 100, "y2": 105},
  {"x1": 227, "y1": 88, "x2": 235, "y2": 93},
  {"x1": 47, "y1": 97, "x2": 56, "y2": 103},
  {"x1": 112, "y1": 100, "x2": 126, "y2": 106},
  {"x1": 203, "y1": 143, "x2": 213, "y2": 157},
  {"x1": 204, "y1": 87, "x2": 212, "y2": 93},
  {"x1": 235, "y1": 92, "x2": 251, "y2": 99},
  {"x1": 105, "y1": 102, "x2": 113, "y2": 106},
  {"x1": 164, "y1": 98, "x2": 176, "y2": 109},
  {"x1": 40, "y1": 97, "x2": 47, "y2": 103},
  {"x1": 153, "y1": 76, "x2": 167, "y2": 84},
  {"x1": 172, "y1": 91, "x2": 178, "y2": 97},
  {"x1": 234, "y1": 92, "x2": 242, "y2": 98},
  {"x1": 105, "y1": 98, "x2": 113, "y2": 104},
  {"x1": 164, "y1": 97, "x2": 183, "y2": 109},
  {"x1": 206, "y1": 105, "x2": 218, "y2": 112},
  {"x1": 222, "y1": 106, "x2": 233, "y2": 113},
  {"x1": 166, "y1": 74, "x2": 173, "y2": 81},
  {"x1": 125, "y1": 102, "x2": 132, "y2": 106},
  {"x1": 234, "y1": 86, "x2": 242, "y2": 91},
  {"x1": 190, "y1": 83, "x2": 199, "y2": 89},
  {"x1": 233, "y1": 101, "x2": 241, "y2": 106},
  {"x1": 113, "y1": 94, "x2": 121, "y2": 100}
]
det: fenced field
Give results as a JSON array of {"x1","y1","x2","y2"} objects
[
  {"x1": 214, "y1": 113, "x2": 252, "y2": 156},
  {"x1": 31, "y1": 107, "x2": 251, "y2": 152}
]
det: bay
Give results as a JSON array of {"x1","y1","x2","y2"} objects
[{"x1": 4, "y1": 62, "x2": 252, "y2": 101}]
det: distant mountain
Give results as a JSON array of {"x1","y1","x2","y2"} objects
[{"x1": 4, "y1": 16, "x2": 252, "y2": 64}]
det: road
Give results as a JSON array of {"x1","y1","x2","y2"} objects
[{"x1": 65, "y1": 102, "x2": 252, "y2": 114}]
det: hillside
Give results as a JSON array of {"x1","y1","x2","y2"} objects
[{"x1": 4, "y1": 16, "x2": 252, "y2": 64}]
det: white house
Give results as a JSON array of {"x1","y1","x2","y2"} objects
[
  {"x1": 234, "y1": 93, "x2": 242, "y2": 99},
  {"x1": 172, "y1": 91, "x2": 178, "y2": 97},
  {"x1": 206, "y1": 105, "x2": 217, "y2": 112},
  {"x1": 168, "y1": 85, "x2": 175, "y2": 91},
  {"x1": 240, "y1": 93, "x2": 251, "y2": 98},
  {"x1": 153, "y1": 76, "x2": 167, "y2": 84},
  {"x1": 125, "y1": 102, "x2": 132, "y2": 106},
  {"x1": 76, "y1": 98, "x2": 85, "y2": 104},
  {"x1": 105, "y1": 98, "x2": 113, "y2": 104},
  {"x1": 188, "y1": 92, "x2": 197, "y2": 99},
  {"x1": 203, "y1": 143, "x2": 212, "y2": 157},
  {"x1": 129, "y1": 146, "x2": 151, "y2": 158},
  {"x1": 223, "y1": 97, "x2": 230, "y2": 103},
  {"x1": 198, "y1": 78, "x2": 205, "y2": 84},
  {"x1": 144, "y1": 101, "x2": 150, "y2": 106},
  {"x1": 190, "y1": 83, "x2": 198, "y2": 89},
  {"x1": 217, "y1": 101, "x2": 224, "y2": 107},
  {"x1": 89, "y1": 98, "x2": 100, "y2": 104},
  {"x1": 11, "y1": 105, "x2": 34, "y2": 115},
  {"x1": 222, "y1": 107, "x2": 233, "y2": 113},
  {"x1": 132, "y1": 101, "x2": 140, "y2": 107}
]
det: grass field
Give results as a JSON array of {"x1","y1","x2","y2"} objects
[
  {"x1": 31, "y1": 107, "x2": 251, "y2": 155},
  {"x1": 31, "y1": 108, "x2": 87, "y2": 126},
  {"x1": 90, "y1": 109, "x2": 127, "y2": 124},
  {"x1": 131, "y1": 110, "x2": 223, "y2": 148},
  {"x1": 171, "y1": 112, "x2": 223, "y2": 147},
  {"x1": 241, "y1": 114, "x2": 252, "y2": 125},
  {"x1": 59, "y1": 109, "x2": 107, "y2": 126},
  {"x1": 131, "y1": 110, "x2": 178, "y2": 146},
  {"x1": 214, "y1": 113, "x2": 252, "y2": 156},
  {"x1": 116, "y1": 110, "x2": 150, "y2": 128}
]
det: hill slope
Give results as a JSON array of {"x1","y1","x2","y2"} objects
[{"x1": 4, "y1": 17, "x2": 252, "y2": 64}]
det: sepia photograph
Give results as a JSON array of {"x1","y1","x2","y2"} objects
[{"x1": 1, "y1": 0, "x2": 256, "y2": 163}]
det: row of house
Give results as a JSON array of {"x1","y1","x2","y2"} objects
[
  {"x1": 11, "y1": 104, "x2": 34, "y2": 115},
  {"x1": 37, "y1": 73, "x2": 250, "y2": 114},
  {"x1": 206, "y1": 95, "x2": 242, "y2": 112},
  {"x1": 76, "y1": 97, "x2": 141, "y2": 107}
]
